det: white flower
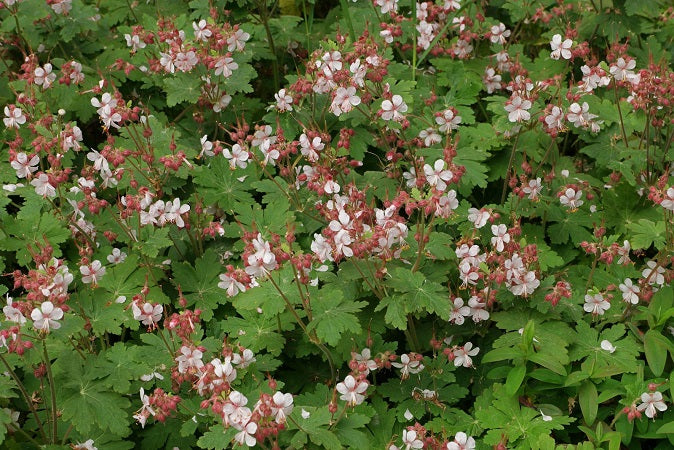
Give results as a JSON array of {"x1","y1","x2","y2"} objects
[
  {"x1": 301, "y1": 409, "x2": 310, "y2": 419},
  {"x1": 489, "y1": 23, "x2": 511, "y2": 45},
  {"x1": 270, "y1": 391, "x2": 294, "y2": 424},
  {"x1": 446, "y1": 431, "x2": 476, "y2": 450},
  {"x1": 80, "y1": 260, "x2": 106, "y2": 284},
  {"x1": 31, "y1": 301, "x2": 64, "y2": 332},
  {"x1": 550, "y1": 34, "x2": 572, "y2": 60},
  {"x1": 610, "y1": 57, "x2": 637, "y2": 82},
  {"x1": 619, "y1": 279, "x2": 639, "y2": 304},
  {"x1": 107, "y1": 248, "x2": 127, "y2": 264},
  {"x1": 403, "y1": 409, "x2": 414, "y2": 420},
  {"x1": 490, "y1": 224, "x2": 510, "y2": 252},
  {"x1": 132, "y1": 302, "x2": 163, "y2": 327},
  {"x1": 419, "y1": 128, "x2": 441, "y2": 147},
  {"x1": 11, "y1": 153, "x2": 39, "y2": 179},
  {"x1": 435, "y1": 108, "x2": 462, "y2": 132},
  {"x1": 661, "y1": 187, "x2": 674, "y2": 211},
  {"x1": 218, "y1": 273, "x2": 246, "y2": 297},
  {"x1": 34, "y1": 63, "x2": 56, "y2": 88},
  {"x1": 3, "y1": 296, "x2": 26, "y2": 324},
  {"x1": 449, "y1": 298, "x2": 471, "y2": 325},
  {"x1": 567, "y1": 102, "x2": 598, "y2": 129},
  {"x1": 504, "y1": 95, "x2": 531, "y2": 123},
  {"x1": 392, "y1": 354, "x2": 424, "y2": 379},
  {"x1": 4, "y1": 106, "x2": 26, "y2": 128},
  {"x1": 233, "y1": 420, "x2": 257, "y2": 447},
  {"x1": 453, "y1": 342, "x2": 479, "y2": 368},
  {"x1": 468, "y1": 208, "x2": 489, "y2": 228},
  {"x1": 559, "y1": 187, "x2": 583, "y2": 209},
  {"x1": 583, "y1": 292, "x2": 610, "y2": 316},
  {"x1": 637, "y1": 391, "x2": 667, "y2": 419},
  {"x1": 423, "y1": 159, "x2": 453, "y2": 192},
  {"x1": 72, "y1": 439, "x2": 97, "y2": 450},
  {"x1": 193, "y1": 19, "x2": 212, "y2": 41},
  {"x1": 223, "y1": 144, "x2": 249, "y2": 169},
  {"x1": 483, "y1": 67, "x2": 502, "y2": 93},
  {"x1": 468, "y1": 296, "x2": 489, "y2": 322},
  {"x1": 330, "y1": 86, "x2": 361, "y2": 116},
  {"x1": 380, "y1": 95, "x2": 408, "y2": 122},
  {"x1": 214, "y1": 56, "x2": 238, "y2": 78},
  {"x1": 600, "y1": 340, "x2": 616, "y2": 353},
  {"x1": 30, "y1": 173, "x2": 56, "y2": 198},
  {"x1": 124, "y1": 33, "x2": 146, "y2": 51},
  {"x1": 642, "y1": 261, "x2": 665, "y2": 286},
  {"x1": 227, "y1": 28, "x2": 250, "y2": 52},
  {"x1": 402, "y1": 429, "x2": 424, "y2": 449},
  {"x1": 522, "y1": 177, "x2": 542, "y2": 200},
  {"x1": 375, "y1": 0, "x2": 398, "y2": 14},
  {"x1": 336, "y1": 375, "x2": 368, "y2": 406},
  {"x1": 274, "y1": 89, "x2": 293, "y2": 112}
]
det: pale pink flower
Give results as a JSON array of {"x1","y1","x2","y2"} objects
[
  {"x1": 490, "y1": 224, "x2": 510, "y2": 252},
  {"x1": 381, "y1": 95, "x2": 408, "y2": 121},
  {"x1": 504, "y1": 95, "x2": 531, "y2": 122},
  {"x1": 4, "y1": 105, "x2": 26, "y2": 129},
  {"x1": 584, "y1": 292, "x2": 610, "y2": 315},
  {"x1": 449, "y1": 298, "x2": 471, "y2": 325},
  {"x1": 483, "y1": 67, "x2": 502, "y2": 93},
  {"x1": 489, "y1": 23, "x2": 511, "y2": 45},
  {"x1": 436, "y1": 108, "x2": 462, "y2": 132},
  {"x1": 30, "y1": 173, "x2": 56, "y2": 198},
  {"x1": 132, "y1": 302, "x2": 163, "y2": 327},
  {"x1": 619, "y1": 279, "x2": 639, "y2": 304},
  {"x1": 550, "y1": 34, "x2": 572, "y2": 60},
  {"x1": 453, "y1": 342, "x2": 479, "y2": 368},
  {"x1": 637, "y1": 391, "x2": 667, "y2": 419},
  {"x1": 522, "y1": 178, "x2": 542, "y2": 200},
  {"x1": 214, "y1": 56, "x2": 238, "y2": 78},
  {"x1": 336, "y1": 375, "x2": 368, "y2": 406},
  {"x1": 227, "y1": 29, "x2": 250, "y2": 52},
  {"x1": 124, "y1": 33, "x2": 146, "y2": 51},
  {"x1": 80, "y1": 260, "x2": 106, "y2": 284},
  {"x1": 446, "y1": 431, "x2": 476, "y2": 450},
  {"x1": 218, "y1": 273, "x2": 246, "y2": 297},
  {"x1": 331, "y1": 86, "x2": 361, "y2": 116},
  {"x1": 274, "y1": 89, "x2": 293, "y2": 112},
  {"x1": 424, "y1": 159, "x2": 453, "y2": 192},
  {"x1": 559, "y1": 187, "x2": 583, "y2": 209},
  {"x1": 193, "y1": 19, "x2": 212, "y2": 41},
  {"x1": 11, "y1": 153, "x2": 39, "y2": 179},
  {"x1": 31, "y1": 301, "x2": 64, "y2": 332},
  {"x1": 223, "y1": 144, "x2": 249, "y2": 169}
]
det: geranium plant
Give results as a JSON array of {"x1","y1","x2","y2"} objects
[{"x1": 0, "y1": 0, "x2": 673, "y2": 449}]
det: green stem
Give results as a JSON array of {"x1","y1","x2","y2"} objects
[
  {"x1": 410, "y1": 0, "x2": 417, "y2": 82},
  {"x1": 42, "y1": 342, "x2": 57, "y2": 444},
  {"x1": 501, "y1": 132, "x2": 520, "y2": 204},
  {"x1": 339, "y1": 0, "x2": 356, "y2": 40},
  {"x1": 258, "y1": 2, "x2": 280, "y2": 91},
  {"x1": 0, "y1": 353, "x2": 47, "y2": 441}
]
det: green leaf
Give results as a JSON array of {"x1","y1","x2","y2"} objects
[
  {"x1": 164, "y1": 75, "x2": 202, "y2": 107},
  {"x1": 505, "y1": 365, "x2": 526, "y2": 395},
  {"x1": 578, "y1": 381, "x2": 598, "y2": 425},
  {"x1": 644, "y1": 330, "x2": 670, "y2": 376},
  {"x1": 171, "y1": 249, "x2": 224, "y2": 321},
  {"x1": 193, "y1": 157, "x2": 254, "y2": 211},
  {"x1": 306, "y1": 289, "x2": 365, "y2": 346},
  {"x1": 656, "y1": 421, "x2": 674, "y2": 435},
  {"x1": 385, "y1": 267, "x2": 450, "y2": 319},
  {"x1": 628, "y1": 219, "x2": 667, "y2": 250},
  {"x1": 196, "y1": 424, "x2": 237, "y2": 449},
  {"x1": 374, "y1": 295, "x2": 407, "y2": 330}
]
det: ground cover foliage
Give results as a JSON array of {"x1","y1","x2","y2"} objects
[{"x1": 0, "y1": 0, "x2": 673, "y2": 448}]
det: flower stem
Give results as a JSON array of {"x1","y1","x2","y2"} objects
[{"x1": 42, "y1": 341, "x2": 58, "y2": 444}]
